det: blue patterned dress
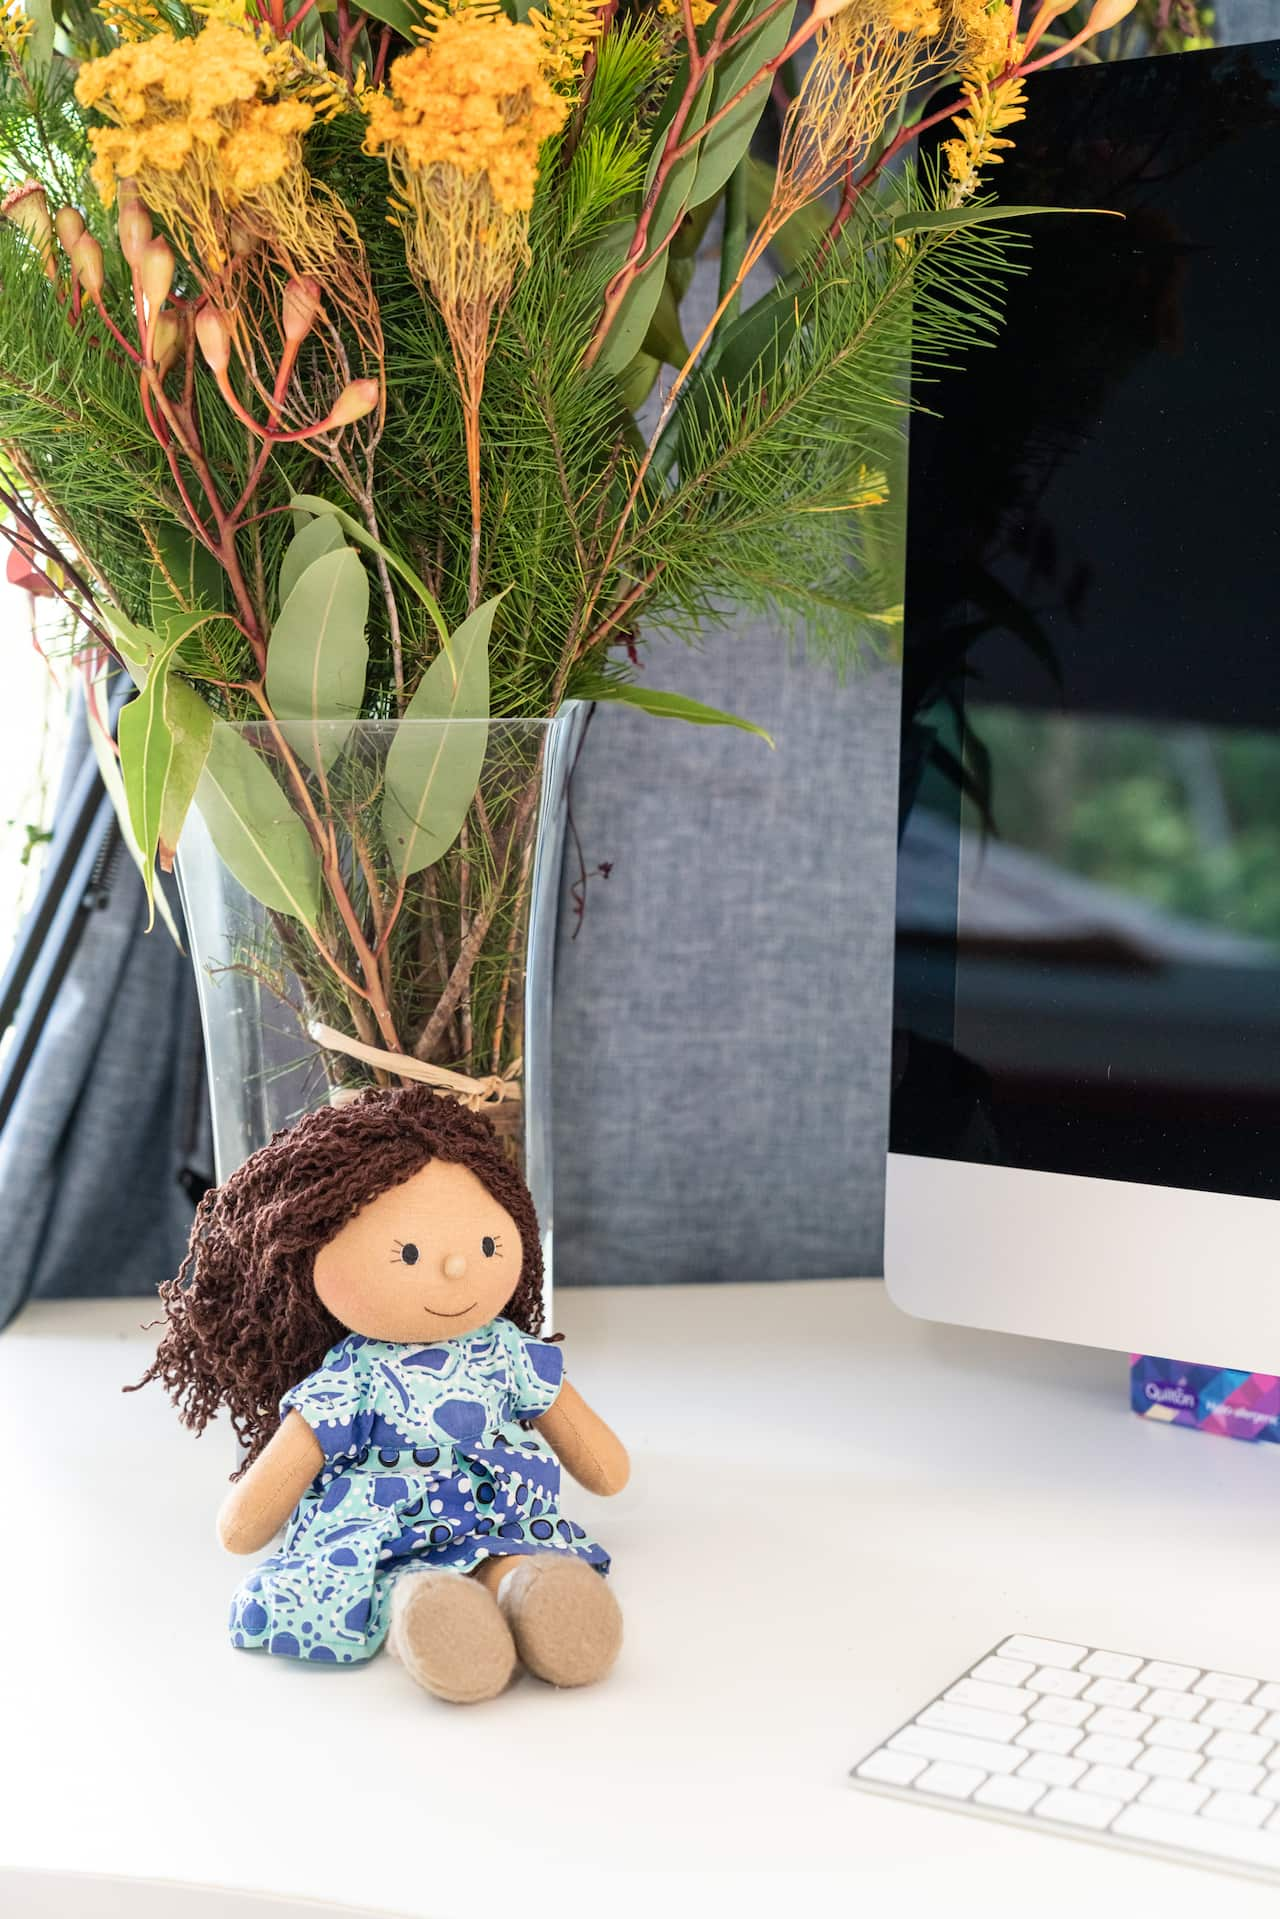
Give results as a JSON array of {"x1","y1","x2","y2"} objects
[{"x1": 228, "y1": 1316, "x2": 608, "y2": 1663}]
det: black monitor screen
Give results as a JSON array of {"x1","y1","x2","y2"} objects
[{"x1": 892, "y1": 40, "x2": 1280, "y2": 1202}]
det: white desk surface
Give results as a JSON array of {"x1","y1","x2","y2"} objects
[{"x1": 4, "y1": 1277, "x2": 1280, "y2": 1919}]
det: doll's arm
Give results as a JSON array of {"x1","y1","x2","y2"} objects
[
  {"x1": 533, "y1": 1379, "x2": 629, "y2": 1496},
  {"x1": 216, "y1": 1410, "x2": 324, "y2": 1554}
]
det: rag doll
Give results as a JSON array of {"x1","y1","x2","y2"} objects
[{"x1": 138, "y1": 1086, "x2": 629, "y2": 1703}]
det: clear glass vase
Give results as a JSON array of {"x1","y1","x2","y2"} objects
[{"x1": 177, "y1": 705, "x2": 584, "y2": 1284}]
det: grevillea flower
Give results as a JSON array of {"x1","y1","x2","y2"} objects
[{"x1": 74, "y1": 19, "x2": 342, "y2": 275}]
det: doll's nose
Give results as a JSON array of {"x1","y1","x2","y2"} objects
[{"x1": 442, "y1": 1253, "x2": 468, "y2": 1281}]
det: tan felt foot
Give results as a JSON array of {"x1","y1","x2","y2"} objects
[
  {"x1": 499, "y1": 1556, "x2": 622, "y2": 1689},
  {"x1": 391, "y1": 1572, "x2": 517, "y2": 1704}
]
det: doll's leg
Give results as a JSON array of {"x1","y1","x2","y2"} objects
[
  {"x1": 386, "y1": 1568, "x2": 516, "y2": 1705},
  {"x1": 474, "y1": 1553, "x2": 622, "y2": 1689}
]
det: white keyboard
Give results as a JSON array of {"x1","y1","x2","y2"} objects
[{"x1": 851, "y1": 1635, "x2": 1280, "y2": 1883}]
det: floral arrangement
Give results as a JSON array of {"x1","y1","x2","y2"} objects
[{"x1": 0, "y1": 0, "x2": 1135, "y2": 1112}]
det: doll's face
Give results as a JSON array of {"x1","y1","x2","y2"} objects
[{"x1": 312, "y1": 1159, "x2": 522, "y2": 1342}]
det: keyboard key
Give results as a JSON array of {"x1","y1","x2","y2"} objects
[
  {"x1": 1076, "y1": 1735, "x2": 1142, "y2": 1769},
  {"x1": 972, "y1": 1656, "x2": 1035, "y2": 1688},
  {"x1": 917, "y1": 1761, "x2": 985, "y2": 1801},
  {"x1": 1029, "y1": 1696, "x2": 1093, "y2": 1729},
  {"x1": 1201, "y1": 1701, "x2": 1265, "y2": 1734},
  {"x1": 1134, "y1": 1747, "x2": 1202, "y2": 1782},
  {"x1": 1147, "y1": 1718, "x2": 1211, "y2": 1752},
  {"x1": 1136, "y1": 1662, "x2": 1200, "y2": 1692},
  {"x1": 1196, "y1": 1673, "x2": 1259, "y2": 1705},
  {"x1": 1146, "y1": 1688, "x2": 1203, "y2": 1722},
  {"x1": 975, "y1": 1775, "x2": 1046, "y2": 1814},
  {"x1": 890, "y1": 1726, "x2": 1023, "y2": 1777},
  {"x1": 1198, "y1": 1759, "x2": 1266, "y2": 1795},
  {"x1": 1255, "y1": 1684, "x2": 1280, "y2": 1713},
  {"x1": 1259, "y1": 1775, "x2": 1280, "y2": 1804},
  {"x1": 1203, "y1": 1791, "x2": 1270, "y2": 1829},
  {"x1": 1001, "y1": 1636, "x2": 1087, "y2": 1669},
  {"x1": 1019, "y1": 1753, "x2": 1086, "y2": 1788},
  {"x1": 1083, "y1": 1679, "x2": 1147, "y2": 1711},
  {"x1": 1080, "y1": 1651, "x2": 1142, "y2": 1681},
  {"x1": 1140, "y1": 1779, "x2": 1209, "y2": 1815},
  {"x1": 1025, "y1": 1667, "x2": 1089, "y2": 1699},
  {"x1": 856, "y1": 1749, "x2": 927, "y2": 1788},
  {"x1": 1205, "y1": 1731, "x2": 1271, "y2": 1766},
  {"x1": 947, "y1": 1679, "x2": 1039, "y2": 1718},
  {"x1": 919, "y1": 1701, "x2": 1026, "y2": 1744},
  {"x1": 1114, "y1": 1803, "x2": 1280, "y2": 1870},
  {"x1": 1016, "y1": 1722, "x2": 1082, "y2": 1756},
  {"x1": 1079, "y1": 1765, "x2": 1144, "y2": 1803},
  {"x1": 1087, "y1": 1707, "x2": 1152, "y2": 1741},
  {"x1": 1260, "y1": 1713, "x2": 1280, "y2": 1743},
  {"x1": 1035, "y1": 1788, "x2": 1121, "y2": 1831}
]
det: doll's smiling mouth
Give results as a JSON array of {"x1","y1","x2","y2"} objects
[{"x1": 427, "y1": 1302, "x2": 477, "y2": 1318}]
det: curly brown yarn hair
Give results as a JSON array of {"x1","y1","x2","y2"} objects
[{"x1": 135, "y1": 1086, "x2": 544, "y2": 1474}]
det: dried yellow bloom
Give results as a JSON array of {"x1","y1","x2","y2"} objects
[
  {"x1": 73, "y1": 15, "x2": 366, "y2": 302},
  {"x1": 363, "y1": 12, "x2": 565, "y2": 218}
]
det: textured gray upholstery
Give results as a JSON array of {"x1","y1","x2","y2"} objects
[{"x1": 552, "y1": 643, "x2": 901, "y2": 1285}]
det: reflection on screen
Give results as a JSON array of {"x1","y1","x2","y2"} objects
[{"x1": 892, "y1": 40, "x2": 1280, "y2": 1201}]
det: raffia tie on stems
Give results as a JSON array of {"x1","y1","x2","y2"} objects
[{"x1": 307, "y1": 1021, "x2": 521, "y2": 1113}]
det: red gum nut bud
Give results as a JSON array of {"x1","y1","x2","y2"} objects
[
  {"x1": 195, "y1": 304, "x2": 232, "y2": 375},
  {"x1": 54, "y1": 207, "x2": 86, "y2": 253},
  {"x1": 152, "y1": 310, "x2": 183, "y2": 380},
  {"x1": 2, "y1": 180, "x2": 56, "y2": 278},
  {"x1": 70, "y1": 232, "x2": 105, "y2": 301},
  {"x1": 118, "y1": 198, "x2": 153, "y2": 270},
  {"x1": 282, "y1": 275, "x2": 322, "y2": 347},
  {"x1": 1083, "y1": 0, "x2": 1138, "y2": 29},
  {"x1": 139, "y1": 235, "x2": 174, "y2": 321},
  {"x1": 324, "y1": 379, "x2": 379, "y2": 429}
]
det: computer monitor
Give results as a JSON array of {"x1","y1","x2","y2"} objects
[{"x1": 886, "y1": 39, "x2": 1280, "y2": 1372}]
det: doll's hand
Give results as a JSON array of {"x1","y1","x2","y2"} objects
[
  {"x1": 217, "y1": 1410, "x2": 324, "y2": 1554},
  {"x1": 533, "y1": 1379, "x2": 629, "y2": 1496}
]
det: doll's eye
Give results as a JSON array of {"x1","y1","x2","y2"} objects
[
  {"x1": 392, "y1": 1241, "x2": 419, "y2": 1266},
  {"x1": 482, "y1": 1235, "x2": 499, "y2": 1258}
]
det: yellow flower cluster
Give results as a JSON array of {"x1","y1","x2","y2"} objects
[
  {"x1": 940, "y1": 0, "x2": 1021, "y2": 200},
  {"x1": 656, "y1": 0, "x2": 717, "y2": 29},
  {"x1": 0, "y1": 3, "x2": 33, "y2": 61},
  {"x1": 947, "y1": 0, "x2": 1014, "y2": 74},
  {"x1": 942, "y1": 69, "x2": 1026, "y2": 198},
  {"x1": 76, "y1": 20, "x2": 314, "y2": 215},
  {"x1": 363, "y1": 11, "x2": 566, "y2": 216},
  {"x1": 96, "y1": 0, "x2": 166, "y2": 45},
  {"x1": 528, "y1": 0, "x2": 601, "y2": 86}
]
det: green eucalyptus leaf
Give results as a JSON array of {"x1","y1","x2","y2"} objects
[
  {"x1": 641, "y1": 276, "x2": 692, "y2": 367},
  {"x1": 693, "y1": 0, "x2": 796, "y2": 206},
  {"x1": 265, "y1": 545, "x2": 370, "y2": 774},
  {"x1": 86, "y1": 671, "x2": 183, "y2": 948},
  {"x1": 591, "y1": 682, "x2": 773, "y2": 745},
  {"x1": 596, "y1": 71, "x2": 713, "y2": 379},
  {"x1": 149, "y1": 524, "x2": 225, "y2": 634},
  {"x1": 382, "y1": 595, "x2": 496, "y2": 879},
  {"x1": 352, "y1": 0, "x2": 423, "y2": 33},
  {"x1": 102, "y1": 604, "x2": 160, "y2": 686},
  {"x1": 157, "y1": 675, "x2": 213, "y2": 874},
  {"x1": 277, "y1": 513, "x2": 344, "y2": 611},
  {"x1": 117, "y1": 628, "x2": 189, "y2": 929},
  {"x1": 288, "y1": 494, "x2": 450, "y2": 650},
  {"x1": 195, "y1": 724, "x2": 323, "y2": 926},
  {"x1": 881, "y1": 203, "x2": 1117, "y2": 241}
]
